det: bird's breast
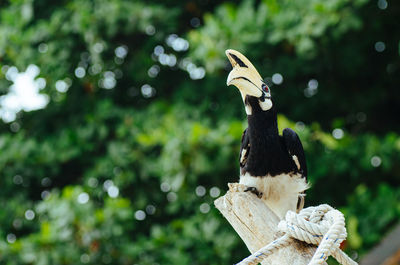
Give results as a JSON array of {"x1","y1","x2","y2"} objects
[{"x1": 239, "y1": 172, "x2": 309, "y2": 219}]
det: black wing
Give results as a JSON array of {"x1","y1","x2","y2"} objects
[
  {"x1": 282, "y1": 128, "x2": 307, "y2": 179},
  {"x1": 239, "y1": 128, "x2": 250, "y2": 174}
]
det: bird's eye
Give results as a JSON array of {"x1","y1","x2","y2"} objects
[{"x1": 262, "y1": 84, "x2": 269, "y2": 92}]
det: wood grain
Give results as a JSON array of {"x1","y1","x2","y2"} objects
[{"x1": 214, "y1": 183, "x2": 323, "y2": 265}]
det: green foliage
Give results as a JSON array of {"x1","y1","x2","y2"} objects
[
  {"x1": 345, "y1": 183, "x2": 400, "y2": 253},
  {"x1": 189, "y1": 0, "x2": 368, "y2": 71},
  {"x1": 0, "y1": 186, "x2": 135, "y2": 264},
  {"x1": 0, "y1": 0, "x2": 399, "y2": 264},
  {"x1": 189, "y1": 0, "x2": 400, "y2": 131}
]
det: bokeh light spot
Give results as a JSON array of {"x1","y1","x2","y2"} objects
[
  {"x1": 13, "y1": 219, "x2": 22, "y2": 229},
  {"x1": 77, "y1": 192, "x2": 89, "y2": 204},
  {"x1": 332, "y1": 128, "x2": 344, "y2": 139},
  {"x1": 148, "y1": 65, "x2": 160, "y2": 78},
  {"x1": 189, "y1": 67, "x2": 205, "y2": 80},
  {"x1": 272, "y1": 73, "x2": 283, "y2": 85},
  {"x1": 167, "y1": 192, "x2": 177, "y2": 202},
  {"x1": 304, "y1": 79, "x2": 319, "y2": 97},
  {"x1": 210, "y1": 187, "x2": 220, "y2": 198},
  {"x1": 377, "y1": 0, "x2": 388, "y2": 9},
  {"x1": 145, "y1": 25, "x2": 156, "y2": 35},
  {"x1": 1, "y1": 65, "x2": 49, "y2": 122},
  {"x1": 195, "y1": 186, "x2": 206, "y2": 197},
  {"x1": 141, "y1": 84, "x2": 156, "y2": 98},
  {"x1": 166, "y1": 34, "x2": 189, "y2": 52},
  {"x1": 93, "y1": 42, "x2": 104, "y2": 53},
  {"x1": 103, "y1": 180, "x2": 114, "y2": 190},
  {"x1": 135, "y1": 210, "x2": 146, "y2": 221},
  {"x1": 25, "y1": 209, "x2": 35, "y2": 220},
  {"x1": 74, "y1": 67, "x2": 86, "y2": 78},
  {"x1": 38, "y1": 43, "x2": 48, "y2": 53},
  {"x1": 55, "y1": 80, "x2": 69, "y2": 93},
  {"x1": 190, "y1": 17, "x2": 201, "y2": 28},
  {"x1": 200, "y1": 203, "x2": 210, "y2": 213},
  {"x1": 375, "y1": 41, "x2": 385, "y2": 52},
  {"x1": 146, "y1": 205, "x2": 156, "y2": 215},
  {"x1": 80, "y1": 254, "x2": 90, "y2": 264},
  {"x1": 41, "y1": 190, "x2": 50, "y2": 200},
  {"x1": 7, "y1": 233, "x2": 16, "y2": 244},
  {"x1": 41, "y1": 177, "x2": 51, "y2": 187},
  {"x1": 160, "y1": 182, "x2": 170, "y2": 192},
  {"x1": 88, "y1": 177, "x2": 98, "y2": 188},
  {"x1": 107, "y1": 186, "x2": 119, "y2": 198},
  {"x1": 371, "y1": 156, "x2": 382, "y2": 167},
  {"x1": 13, "y1": 175, "x2": 23, "y2": 185},
  {"x1": 10, "y1": 122, "x2": 20, "y2": 132},
  {"x1": 115, "y1": 45, "x2": 128, "y2": 59},
  {"x1": 154, "y1": 45, "x2": 164, "y2": 56}
]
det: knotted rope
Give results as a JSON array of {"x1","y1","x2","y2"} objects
[{"x1": 236, "y1": 204, "x2": 358, "y2": 265}]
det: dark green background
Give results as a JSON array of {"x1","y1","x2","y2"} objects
[{"x1": 0, "y1": 0, "x2": 399, "y2": 264}]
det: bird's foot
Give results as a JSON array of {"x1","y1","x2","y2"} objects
[{"x1": 244, "y1": 187, "x2": 263, "y2": 198}]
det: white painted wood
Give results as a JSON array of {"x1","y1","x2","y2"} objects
[{"x1": 214, "y1": 183, "x2": 324, "y2": 265}]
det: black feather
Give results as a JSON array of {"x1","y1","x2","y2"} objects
[
  {"x1": 239, "y1": 95, "x2": 308, "y2": 212},
  {"x1": 281, "y1": 128, "x2": 308, "y2": 179},
  {"x1": 239, "y1": 96, "x2": 304, "y2": 177}
]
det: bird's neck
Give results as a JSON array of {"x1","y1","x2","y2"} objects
[
  {"x1": 245, "y1": 96, "x2": 280, "y2": 176},
  {"x1": 245, "y1": 96, "x2": 279, "y2": 138}
]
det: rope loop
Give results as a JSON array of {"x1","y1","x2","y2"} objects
[{"x1": 236, "y1": 204, "x2": 358, "y2": 265}]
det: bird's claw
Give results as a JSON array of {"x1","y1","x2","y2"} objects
[{"x1": 244, "y1": 187, "x2": 263, "y2": 198}]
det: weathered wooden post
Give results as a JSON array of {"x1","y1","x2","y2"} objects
[{"x1": 214, "y1": 183, "x2": 325, "y2": 265}]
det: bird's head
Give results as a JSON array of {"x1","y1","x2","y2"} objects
[{"x1": 226, "y1": 49, "x2": 272, "y2": 113}]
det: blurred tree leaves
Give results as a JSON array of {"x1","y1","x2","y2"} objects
[
  {"x1": 189, "y1": 0, "x2": 400, "y2": 132},
  {"x1": 189, "y1": 0, "x2": 368, "y2": 71}
]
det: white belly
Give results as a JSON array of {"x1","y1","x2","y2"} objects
[{"x1": 239, "y1": 172, "x2": 309, "y2": 219}]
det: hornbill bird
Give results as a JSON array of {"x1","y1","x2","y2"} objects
[{"x1": 225, "y1": 49, "x2": 309, "y2": 219}]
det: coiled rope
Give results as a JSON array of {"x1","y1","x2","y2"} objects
[{"x1": 236, "y1": 204, "x2": 358, "y2": 265}]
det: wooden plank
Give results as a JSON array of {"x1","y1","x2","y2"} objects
[
  {"x1": 214, "y1": 183, "x2": 322, "y2": 265},
  {"x1": 360, "y1": 223, "x2": 400, "y2": 265}
]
